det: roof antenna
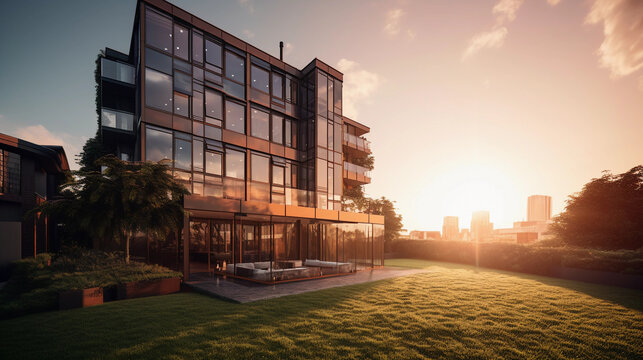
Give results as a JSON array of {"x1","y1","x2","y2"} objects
[{"x1": 279, "y1": 41, "x2": 284, "y2": 61}]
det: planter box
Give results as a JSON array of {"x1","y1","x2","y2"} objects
[
  {"x1": 59, "y1": 287, "x2": 104, "y2": 310},
  {"x1": 103, "y1": 285, "x2": 118, "y2": 302},
  {"x1": 117, "y1": 277, "x2": 181, "y2": 300}
]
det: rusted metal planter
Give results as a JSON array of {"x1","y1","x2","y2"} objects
[
  {"x1": 117, "y1": 277, "x2": 181, "y2": 300},
  {"x1": 59, "y1": 287, "x2": 104, "y2": 310}
]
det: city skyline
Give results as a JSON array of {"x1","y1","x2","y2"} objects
[{"x1": 1, "y1": 0, "x2": 642, "y2": 230}]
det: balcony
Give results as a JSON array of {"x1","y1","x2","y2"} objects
[
  {"x1": 343, "y1": 161, "x2": 371, "y2": 186},
  {"x1": 342, "y1": 132, "x2": 371, "y2": 155},
  {"x1": 101, "y1": 108, "x2": 134, "y2": 132}
]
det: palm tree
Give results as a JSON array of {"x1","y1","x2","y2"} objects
[{"x1": 30, "y1": 155, "x2": 189, "y2": 262}]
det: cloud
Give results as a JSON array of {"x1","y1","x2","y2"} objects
[
  {"x1": 242, "y1": 29, "x2": 255, "y2": 39},
  {"x1": 10, "y1": 123, "x2": 84, "y2": 170},
  {"x1": 585, "y1": 0, "x2": 643, "y2": 78},
  {"x1": 462, "y1": 27, "x2": 509, "y2": 60},
  {"x1": 336, "y1": 59, "x2": 381, "y2": 119},
  {"x1": 384, "y1": 9, "x2": 404, "y2": 36},
  {"x1": 238, "y1": 0, "x2": 254, "y2": 14},
  {"x1": 463, "y1": 0, "x2": 565, "y2": 60},
  {"x1": 492, "y1": 0, "x2": 524, "y2": 23}
]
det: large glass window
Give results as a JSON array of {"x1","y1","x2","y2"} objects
[
  {"x1": 145, "y1": 126, "x2": 172, "y2": 162},
  {"x1": 286, "y1": 77, "x2": 297, "y2": 104},
  {"x1": 206, "y1": 151, "x2": 222, "y2": 175},
  {"x1": 174, "y1": 134, "x2": 192, "y2": 170},
  {"x1": 193, "y1": 91, "x2": 203, "y2": 119},
  {"x1": 251, "y1": 65, "x2": 269, "y2": 93},
  {"x1": 145, "y1": 48, "x2": 172, "y2": 74},
  {"x1": 272, "y1": 165, "x2": 284, "y2": 186},
  {"x1": 145, "y1": 68, "x2": 172, "y2": 112},
  {"x1": 145, "y1": 9, "x2": 172, "y2": 53},
  {"x1": 272, "y1": 73, "x2": 284, "y2": 99},
  {"x1": 174, "y1": 71, "x2": 191, "y2": 95},
  {"x1": 226, "y1": 149, "x2": 245, "y2": 179},
  {"x1": 334, "y1": 78, "x2": 342, "y2": 110},
  {"x1": 328, "y1": 78, "x2": 334, "y2": 112},
  {"x1": 173, "y1": 24, "x2": 189, "y2": 60},
  {"x1": 225, "y1": 51, "x2": 245, "y2": 83},
  {"x1": 251, "y1": 154, "x2": 269, "y2": 183},
  {"x1": 205, "y1": 39, "x2": 222, "y2": 68},
  {"x1": 251, "y1": 108, "x2": 269, "y2": 140},
  {"x1": 0, "y1": 150, "x2": 21, "y2": 195},
  {"x1": 317, "y1": 116, "x2": 327, "y2": 148},
  {"x1": 205, "y1": 90, "x2": 223, "y2": 123},
  {"x1": 192, "y1": 32, "x2": 203, "y2": 64},
  {"x1": 225, "y1": 100, "x2": 245, "y2": 134},
  {"x1": 317, "y1": 159, "x2": 327, "y2": 189},
  {"x1": 317, "y1": 72, "x2": 327, "y2": 115},
  {"x1": 205, "y1": 125, "x2": 222, "y2": 140},
  {"x1": 272, "y1": 114, "x2": 283, "y2": 144},
  {"x1": 174, "y1": 92, "x2": 189, "y2": 117},
  {"x1": 285, "y1": 120, "x2": 298, "y2": 148},
  {"x1": 193, "y1": 139, "x2": 204, "y2": 171}
]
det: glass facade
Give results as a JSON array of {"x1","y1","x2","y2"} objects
[{"x1": 133, "y1": 4, "x2": 381, "y2": 283}]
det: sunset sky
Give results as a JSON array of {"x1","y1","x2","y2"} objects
[{"x1": 1, "y1": 0, "x2": 641, "y2": 231}]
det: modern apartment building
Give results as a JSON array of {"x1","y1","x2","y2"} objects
[
  {"x1": 98, "y1": 0, "x2": 383, "y2": 282},
  {"x1": 0, "y1": 133, "x2": 70, "y2": 270}
]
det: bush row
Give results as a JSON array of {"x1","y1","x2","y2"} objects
[{"x1": 390, "y1": 240, "x2": 643, "y2": 276}]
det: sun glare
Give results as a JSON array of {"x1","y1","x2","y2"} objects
[{"x1": 416, "y1": 163, "x2": 517, "y2": 229}]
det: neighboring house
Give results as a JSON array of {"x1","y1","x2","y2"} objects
[
  {"x1": 0, "y1": 133, "x2": 69, "y2": 270},
  {"x1": 97, "y1": 0, "x2": 384, "y2": 282}
]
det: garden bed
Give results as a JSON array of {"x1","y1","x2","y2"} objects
[{"x1": 0, "y1": 248, "x2": 182, "y2": 318}]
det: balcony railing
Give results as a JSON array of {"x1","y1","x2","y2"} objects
[
  {"x1": 343, "y1": 133, "x2": 371, "y2": 153},
  {"x1": 101, "y1": 108, "x2": 134, "y2": 132},
  {"x1": 344, "y1": 161, "x2": 371, "y2": 178}
]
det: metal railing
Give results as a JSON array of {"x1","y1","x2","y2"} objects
[
  {"x1": 343, "y1": 133, "x2": 371, "y2": 152},
  {"x1": 343, "y1": 161, "x2": 371, "y2": 178}
]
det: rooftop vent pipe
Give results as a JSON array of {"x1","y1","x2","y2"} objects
[{"x1": 279, "y1": 41, "x2": 284, "y2": 61}]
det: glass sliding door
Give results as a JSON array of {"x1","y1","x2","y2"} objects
[{"x1": 210, "y1": 220, "x2": 232, "y2": 271}]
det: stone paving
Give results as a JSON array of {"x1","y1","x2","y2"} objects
[{"x1": 185, "y1": 267, "x2": 429, "y2": 303}]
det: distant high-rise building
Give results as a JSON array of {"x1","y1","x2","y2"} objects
[
  {"x1": 442, "y1": 216, "x2": 459, "y2": 241},
  {"x1": 527, "y1": 195, "x2": 552, "y2": 222},
  {"x1": 471, "y1": 211, "x2": 493, "y2": 242},
  {"x1": 460, "y1": 228, "x2": 471, "y2": 242}
]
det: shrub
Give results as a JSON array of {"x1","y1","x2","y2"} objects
[
  {"x1": 0, "y1": 247, "x2": 182, "y2": 319},
  {"x1": 391, "y1": 239, "x2": 643, "y2": 276}
]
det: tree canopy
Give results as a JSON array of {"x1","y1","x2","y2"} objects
[
  {"x1": 549, "y1": 165, "x2": 643, "y2": 250},
  {"x1": 31, "y1": 155, "x2": 189, "y2": 262}
]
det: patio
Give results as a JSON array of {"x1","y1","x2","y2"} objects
[{"x1": 185, "y1": 267, "x2": 429, "y2": 303}]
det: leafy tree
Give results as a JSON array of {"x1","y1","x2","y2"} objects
[
  {"x1": 366, "y1": 197, "x2": 404, "y2": 249},
  {"x1": 550, "y1": 165, "x2": 643, "y2": 250},
  {"x1": 30, "y1": 155, "x2": 189, "y2": 262}
]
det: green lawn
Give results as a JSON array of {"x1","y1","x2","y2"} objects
[{"x1": 1, "y1": 259, "x2": 641, "y2": 359}]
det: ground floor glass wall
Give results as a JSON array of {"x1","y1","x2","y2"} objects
[{"x1": 183, "y1": 216, "x2": 384, "y2": 283}]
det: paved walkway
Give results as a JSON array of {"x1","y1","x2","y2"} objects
[{"x1": 186, "y1": 267, "x2": 428, "y2": 303}]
